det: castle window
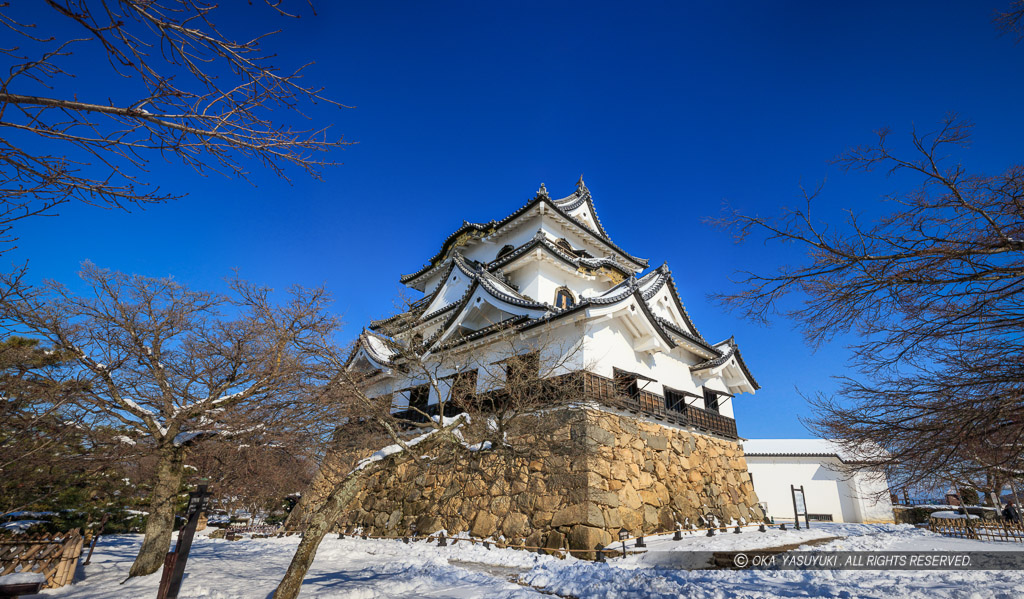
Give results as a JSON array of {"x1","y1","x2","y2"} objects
[
  {"x1": 554, "y1": 287, "x2": 575, "y2": 310},
  {"x1": 556, "y1": 238, "x2": 574, "y2": 253},
  {"x1": 703, "y1": 388, "x2": 720, "y2": 413},
  {"x1": 496, "y1": 244, "x2": 515, "y2": 260},
  {"x1": 665, "y1": 388, "x2": 687, "y2": 412},
  {"x1": 505, "y1": 352, "x2": 540, "y2": 386},
  {"x1": 401, "y1": 384, "x2": 430, "y2": 422},
  {"x1": 448, "y1": 370, "x2": 478, "y2": 407},
  {"x1": 613, "y1": 368, "x2": 640, "y2": 400}
]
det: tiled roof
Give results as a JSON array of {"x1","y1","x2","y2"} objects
[
  {"x1": 486, "y1": 233, "x2": 632, "y2": 279},
  {"x1": 654, "y1": 316, "x2": 718, "y2": 355},
  {"x1": 400, "y1": 185, "x2": 647, "y2": 286},
  {"x1": 638, "y1": 263, "x2": 706, "y2": 342},
  {"x1": 453, "y1": 253, "x2": 546, "y2": 309},
  {"x1": 551, "y1": 183, "x2": 612, "y2": 240},
  {"x1": 741, "y1": 439, "x2": 887, "y2": 462},
  {"x1": 690, "y1": 337, "x2": 760, "y2": 390},
  {"x1": 420, "y1": 258, "x2": 552, "y2": 349},
  {"x1": 433, "y1": 314, "x2": 532, "y2": 351},
  {"x1": 348, "y1": 328, "x2": 399, "y2": 369}
]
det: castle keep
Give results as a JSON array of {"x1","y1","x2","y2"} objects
[{"x1": 307, "y1": 180, "x2": 764, "y2": 552}]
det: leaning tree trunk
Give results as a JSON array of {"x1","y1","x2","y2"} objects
[
  {"x1": 275, "y1": 423, "x2": 462, "y2": 598},
  {"x1": 129, "y1": 446, "x2": 185, "y2": 577},
  {"x1": 273, "y1": 469, "x2": 371, "y2": 599}
]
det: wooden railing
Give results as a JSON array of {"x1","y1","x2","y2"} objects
[
  {"x1": 580, "y1": 372, "x2": 738, "y2": 439},
  {"x1": 389, "y1": 370, "x2": 739, "y2": 440}
]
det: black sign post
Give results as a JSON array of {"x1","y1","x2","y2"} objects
[
  {"x1": 791, "y1": 484, "x2": 810, "y2": 530},
  {"x1": 618, "y1": 528, "x2": 629, "y2": 559},
  {"x1": 157, "y1": 482, "x2": 211, "y2": 599}
]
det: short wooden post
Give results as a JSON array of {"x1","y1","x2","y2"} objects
[
  {"x1": 83, "y1": 514, "x2": 108, "y2": 566},
  {"x1": 159, "y1": 482, "x2": 211, "y2": 599}
]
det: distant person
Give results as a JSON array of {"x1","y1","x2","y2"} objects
[{"x1": 1003, "y1": 500, "x2": 1021, "y2": 523}]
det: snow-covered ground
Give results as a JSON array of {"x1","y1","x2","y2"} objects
[
  {"x1": 22, "y1": 523, "x2": 1024, "y2": 598},
  {"x1": 1, "y1": 519, "x2": 48, "y2": 532}
]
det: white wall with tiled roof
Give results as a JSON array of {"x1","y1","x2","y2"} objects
[{"x1": 742, "y1": 439, "x2": 894, "y2": 523}]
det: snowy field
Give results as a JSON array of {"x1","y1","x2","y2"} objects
[{"x1": 22, "y1": 523, "x2": 1024, "y2": 598}]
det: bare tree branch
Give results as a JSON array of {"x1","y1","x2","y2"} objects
[
  {"x1": 713, "y1": 116, "x2": 1024, "y2": 497},
  {"x1": 0, "y1": 0, "x2": 352, "y2": 252}
]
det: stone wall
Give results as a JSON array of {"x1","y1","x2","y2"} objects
[
  {"x1": 573, "y1": 409, "x2": 763, "y2": 551},
  {"x1": 296, "y1": 407, "x2": 762, "y2": 554}
]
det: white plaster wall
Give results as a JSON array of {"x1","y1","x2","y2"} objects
[
  {"x1": 419, "y1": 268, "x2": 447, "y2": 298},
  {"x1": 479, "y1": 214, "x2": 543, "y2": 259},
  {"x1": 533, "y1": 259, "x2": 609, "y2": 305},
  {"x1": 582, "y1": 317, "x2": 728, "y2": 414},
  {"x1": 647, "y1": 286, "x2": 697, "y2": 335},
  {"x1": 368, "y1": 322, "x2": 584, "y2": 408},
  {"x1": 851, "y1": 470, "x2": 896, "y2": 523},
  {"x1": 744, "y1": 455, "x2": 887, "y2": 523},
  {"x1": 510, "y1": 261, "x2": 543, "y2": 302}
]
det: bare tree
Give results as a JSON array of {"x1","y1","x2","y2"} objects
[
  {"x1": 0, "y1": 0, "x2": 350, "y2": 252},
  {"x1": 0, "y1": 262, "x2": 343, "y2": 576},
  {"x1": 995, "y1": 0, "x2": 1024, "y2": 42},
  {"x1": 714, "y1": 116, "x2": 1024, "y2": 495},
  {"x1": 185, "y1": 425, "x2": 320, "y2": 522},
  {"x1": 273, "y1": 321, "x2": 587, "y2": 599}
]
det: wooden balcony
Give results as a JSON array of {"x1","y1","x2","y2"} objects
[
  {"x1": 580, "y1": 371, "x2": 738, "y2": 439},
  {"x1": 388, "y1": 370, "x2": 739, "y2": 440}
]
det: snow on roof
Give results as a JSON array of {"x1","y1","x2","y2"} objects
[
  {"x1": 363, "y1": 331, "x2": 397, "y2": 361},
  {"x1": 742, "y1": 438, "x2": 856, "y2": 461},
  {"x1": 399, "y1": 182, "x2": 648, "y2": 287}
]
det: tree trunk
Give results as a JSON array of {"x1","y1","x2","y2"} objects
[
  {"x1": 273, "y1": 469, "x2": 368, "y2": 599},
  {"x1": 274, "y1": 421, "x2": 458, "y2": 598},
  {"x1": 129, "y1": 446, "x2": 184, "y2": 577}
]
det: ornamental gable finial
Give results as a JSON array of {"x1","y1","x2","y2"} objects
[
  {"x1": 576, "y1": 174, "x2": 586, "y2": 190},
  {"x1": 536, "y1": 183, "x2": 549, "y2": 199}
]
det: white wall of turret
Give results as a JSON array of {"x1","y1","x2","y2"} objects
[
  {"x1": 580, "y1": 318, "x2": 734, "y2": 418},
  {"x1": 508, "y1": 258, "x2": 611, "y2": 307}
]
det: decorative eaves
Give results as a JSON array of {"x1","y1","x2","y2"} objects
[
  {"x1": 588, "y1": 275, "x2": 642, "y2": 305},
  {"x1": 452, "y1": 253, "x2": 546, "y2": 309},
  {"x1": 654, "y1": 316, "x2": 718, "y2": 356},
  {"x1": 690, "y1": 337, "x2": 761, "y2": 391},
  {"x1": 399, "y1": 184, "x2": 647, "y2": 286},
  {"x1": 638, "y1": 263, "x2": 707, "y2": 343},
  {"x1": 551, "y1": 179, "x2": 612, "y2": 240},
  {"x1": 485, "y1": 234, "x2": 631, "y2": 280},
  {"x1": 368, "y1": 311, "x2": 410, "y2": 332},
  {"x1": 346, "y1": 328, "x2": 400, "y2": 371},
  {"x1": 421, "y1": 264, "x2": 552, "y2": 351},
  {"x1": 433, "y1": 314, "x2": 532, "y2": 351}
]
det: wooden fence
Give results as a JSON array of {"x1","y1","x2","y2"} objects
[
  {"x1": 928, "y1": 517, "x2": 1024, "y2": 543},
  {"x1": 0, "y1": 529, "x2": 84, "y2": 588},
  {"x1": 226, "y1": 524, "x2": 282, "y2": 535}
]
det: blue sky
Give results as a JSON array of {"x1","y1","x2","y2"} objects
[{"x1": 8, "y1": 0, "x2": 1023, "y2": 439}]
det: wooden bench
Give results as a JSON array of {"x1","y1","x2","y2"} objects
[{"x1": 0, "y1": 581, "x2": 45, "y2": 598}]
